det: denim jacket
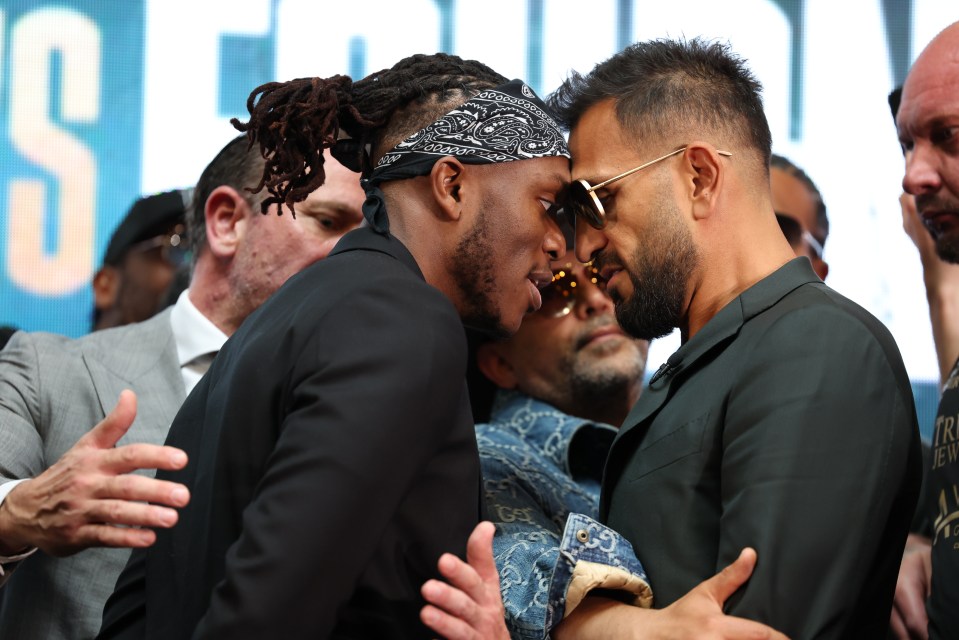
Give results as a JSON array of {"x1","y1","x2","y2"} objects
[{"x1": 476, "y1": 391, "x2": 651, "y2": 639}]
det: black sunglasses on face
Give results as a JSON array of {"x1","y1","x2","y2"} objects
[
  {"x1": 128, "y1": 223, "x2": 191, "y2": 267},
  {"x1": 775, "y1": 213, "x2": 824, "y2": 260},
  {"x1": 568, "y1": 146, "x2": 733, "y2": 230}
]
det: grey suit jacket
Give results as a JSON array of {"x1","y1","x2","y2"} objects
[{"x1": 0, "y1": 309, "x2": 185, "y2": 640}]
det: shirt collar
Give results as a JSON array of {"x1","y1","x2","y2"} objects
[
  {"x1": 169, "y1": 289, "x2": 229, "y2": 368},
  {"x1": 488, "y1": 389, "x2": 616, "y2": 480}
]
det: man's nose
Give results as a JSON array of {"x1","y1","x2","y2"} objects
[
  {"x1": 903, "y1": 144, "x2": 943, "y2": 197},
  {"x1": 574, "y1": 221, "x2": 606, "y2": 264},
  {"x1": 543, "y1": 215, "x2": 566, "y2": 261},
  {"x1": 574, "y1": 272, "x2": 614, "y2": 319}
]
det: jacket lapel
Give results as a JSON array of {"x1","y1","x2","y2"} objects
[
  {"x1": 81, "y1": 310, "x2": 184, "y2": 445},
  {"x1": 601, "y1": 258, "x2": 821, "y2": 518}
]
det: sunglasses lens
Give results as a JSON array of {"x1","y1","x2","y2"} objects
[
  {"x1": 569, "y1": 180, "x2": 605, "y2": 230},
  {"x1": 540, "y1": 269, "x2": 574, "y2": 317},
  {"x1": 585, "y1": 264, "x2": 606, "y2": 292},
  {"x1": 775, "y1": 213, "x2": 802, "y2": 248}
]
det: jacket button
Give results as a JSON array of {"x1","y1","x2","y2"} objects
[{"x1": 576, "y1": 529, "x2": 589, "y2": 543}]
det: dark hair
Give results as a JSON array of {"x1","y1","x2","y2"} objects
[
  {"x1": 770, "y1": 153, "x2": 829, "y2": 245},
  {"x1": 888, "y1": 86, "x2": 902, "y2": 122},
  {"x1": 231, "y1": 53, "x2": 508, "y2": 214},
  {"x1": 187, "y1": 136, "x2": 267, "y2": 261},
  {"x1": 0, "y1": 325, "x2": 17, "y2": 350},
  {"x1": 548, "y1": 38, "x2": 772, "y2": 171}
]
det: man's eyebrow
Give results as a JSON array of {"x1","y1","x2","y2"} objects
[{"x1": 546, "y1": 171, "x2": 571, "y2": 188}]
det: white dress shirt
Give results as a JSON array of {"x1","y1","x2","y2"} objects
[{"x1": 170, "y1": 289, "x2": 229, "y2": 394}]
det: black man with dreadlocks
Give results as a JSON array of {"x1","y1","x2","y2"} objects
[{"x1": 98, "y1": 54, "x2": 571, "y2": 639}]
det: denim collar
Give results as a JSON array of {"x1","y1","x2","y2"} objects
[{"x1": 488, "y1": 389, "x2": 616, "y2": 481}]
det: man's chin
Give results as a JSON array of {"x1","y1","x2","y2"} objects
[{"x1": 936, "y1": 232, "x2": 959, "y2": 264}]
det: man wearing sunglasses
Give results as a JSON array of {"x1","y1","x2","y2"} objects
[
  {"x1": 431, "y1": 254, "x2": 787, "y2": 640},
  {"x1": 469, "y1": 254, "x2": 651, "y2": 637},
  {"x1": 539, "y1": 38, "x2": 920, "y2": 639},
  {"x1": 771, "y1": 154, "x2": 830, "y2": 281},
  {"x1": 92, "y1": 190, "x2": 190, "y2": 331}
]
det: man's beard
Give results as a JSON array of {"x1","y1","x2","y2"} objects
[
  {"x1": 918, "y1": 194, "x2": 959, "y2": 263},
  {"x1": 935, "y1": 231, "x2": 959, "y2": 264},
  {"x1": 449, "y1": 205, "x2": 507, "y2": 338},
  {"x1": 566, "y1": 319, "x2": 646, "y2": 411},
  {"x1": 607, "y1": 196, "x2": 699, "y2": 341}
]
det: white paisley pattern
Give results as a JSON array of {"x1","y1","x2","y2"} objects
[
  {"x1": 477, "y1": 391, "x2": 649, "y2": 639},
  {"x1": 376, "y1": 81, "x2": 570, "y2": 169}
]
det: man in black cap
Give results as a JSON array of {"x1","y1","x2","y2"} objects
[{"x1": 91, "y1": 190, "x2": 190, "y2": 331}]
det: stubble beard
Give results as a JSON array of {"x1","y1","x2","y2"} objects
[
  {"x1": 450, "y1": 205, "x2": 508, "y2": 338},
  {"x1": 613, "y1": 196, "x2": 699, "y2": 341},
  {"x1": 936, "y1": 232, "x2": 959, "y2": 264},
  {"x1": 918, "y1": 193, "x2": 959, "y2": 264},
  {"x1": 565, "y1": 334, "x2": 645, "y2": 420}
]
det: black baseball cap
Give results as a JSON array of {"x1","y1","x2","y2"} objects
[{"x1": 102, "y1": 190, "x2": 189, "y2": 266}]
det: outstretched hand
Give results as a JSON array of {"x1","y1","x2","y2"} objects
[
  {"x1": 658, "y1": 548, "x2": 789, "y2": 639},
  {"x1": 420, "y1": 521, "x2": 509, "y2": 640},
  {"x1": 554, "y1": 548, "x2": 790, "y2": 639},
  {"x1": 0, "y1": 390, "x2": 191, "y2": 557}
]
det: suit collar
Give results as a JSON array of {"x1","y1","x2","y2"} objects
[
  {"x1": 331, "y1": 226, "x2": 425, "y2": 280},
  {"x1": 80, "y1": 309, "x2": 184, "y2": 416},
  {"x1": 621, "y1": 257, "x2": 820, "y2": 432}
]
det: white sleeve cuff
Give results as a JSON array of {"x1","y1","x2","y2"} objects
[{"x1": 0, "y1": 479, "x2": 38, "y2": 571}]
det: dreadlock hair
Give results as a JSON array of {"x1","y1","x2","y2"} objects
[
  {"x1": 231, "y1": 53, "x2": 508, "y2": 215},
  {"x1": 187, "y1": 135, "x2": 266, "y2": 265},
  {"x1": 770, "y1": 153, "x2": 829, "y2": 246},
  {"x1": 548, "y1": 38, "x2": 772, "y2": 175}
]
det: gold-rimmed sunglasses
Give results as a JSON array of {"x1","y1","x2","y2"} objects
[
  {"x1": 540, "y1": 261, "x2": 605, "y2": 318},
  {"x1": 568, "y1": 146, "x2": 733, "y2": 230}
]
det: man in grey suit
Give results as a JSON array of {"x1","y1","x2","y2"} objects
[{"x1": 0, "y1": 136, "x2": 365, "y2": 639}]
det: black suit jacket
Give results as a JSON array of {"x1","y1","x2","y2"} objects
[
  {"x1": 603, "y1": 258, "x2": 921, "y2": 639},
  {"x1": 99, "y1": 228, "x2": 482, "y2": 639}
]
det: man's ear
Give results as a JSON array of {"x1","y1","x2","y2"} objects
[
  {"x1": 92, "y1": 265, "x2": 119, "y2": 311},
  {"x1": 683, "y1": 142, "x2": 725, "y2": 221},
  {"x1": 429, "y1": 156, "x2": 467, "y2": 222},
  {"x1": 205, "y1": 186, "x2": 253, "y2": 259},
  {"x1": 476, "y1": 342, "x2": 519, "y2": 390}
]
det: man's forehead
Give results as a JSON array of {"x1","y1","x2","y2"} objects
[
  {"x1": 899, "y1": 25, "x2": 959, "y2": 129},
  {"x1": 898, "y1": 72, "x2": 959, "y2": 136},
  {"x1": 569, "y1": 102, "x2": 634, "y2": 179},
  {"x1": 506, "y1": 155, "x2": 571, "y2": 186}
]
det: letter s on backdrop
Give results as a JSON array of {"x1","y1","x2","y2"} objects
[{"x1": 7, "y1": 7, "x2": 99, "y2": 295}]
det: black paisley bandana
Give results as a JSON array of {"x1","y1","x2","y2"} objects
[{"x1": 358, "y1": 79, "x2": 570, "y2": 234}]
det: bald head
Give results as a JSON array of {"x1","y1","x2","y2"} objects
[{"x1": 898, "y1": 21, "x2": 959, "y2": 262}]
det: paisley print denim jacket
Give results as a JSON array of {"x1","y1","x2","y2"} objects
[{"x1": 476, "y1": 391, "x2": 652, "y2": 639}]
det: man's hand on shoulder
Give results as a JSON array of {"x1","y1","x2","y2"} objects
[
  {"x1": 0, "y1": 390, "x2": 191, "y2": 557},
  {"x1": 553, "y1": 548, "x2": 790, "y2": 640}
]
